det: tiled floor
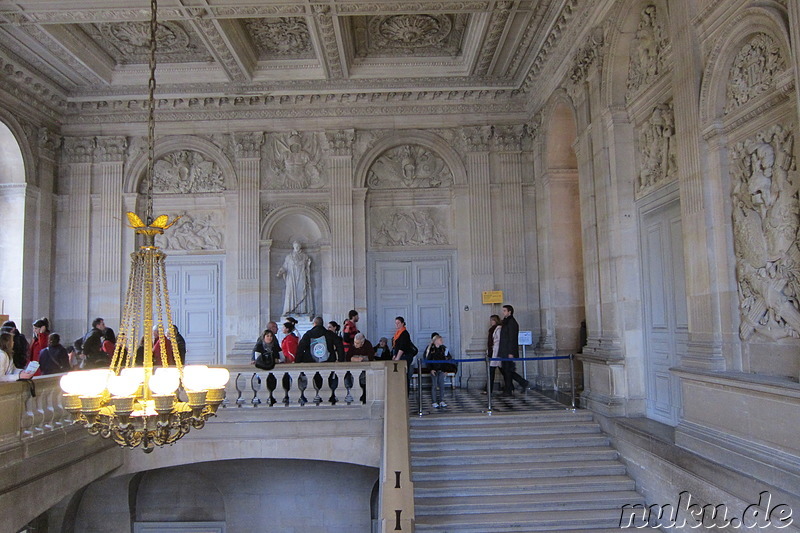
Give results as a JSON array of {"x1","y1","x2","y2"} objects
[{"x1": 408, "y1": 383, "x2": 574, "y2": 415}]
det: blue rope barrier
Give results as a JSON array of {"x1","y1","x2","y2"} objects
[{"x1": 444, "y1": 355, "x2": 572, "y2": 363}]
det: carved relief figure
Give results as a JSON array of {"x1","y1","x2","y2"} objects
[
  {"x1": 372, "y1": 209, "x2": 448, "y2": 247},
  {"x1": 368, "y1": 145, "x2": 453, "y2": 189},
  {"x1": 725, "y1": 33, "x2": 786, "y2": 113},
  {"x1": 636, "y1": 103, "x2": 677, "y2": 197},
  {"x1": 731, "y1": 125, "x2": 800, "y2": 341},
  {"x1": 151, "y1": 150, "x2": 225, "y2": 193},
  {"x1": 277, "y1": 241, "x2": 313, "y2": 316},
  {"x1": 626, "y1": 5, "x2": 668, "y2": 99},
  {"x1": 266, "y1": 132, "x2": 324, "y2": 189},
  {"x1": 157, "y1": 213, "x2": 223, "y2": 251},
  {"x1": 244, "y1": 17, "x2": 313, "y2": 58}
]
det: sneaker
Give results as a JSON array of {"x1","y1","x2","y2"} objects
[
  {"x1": 432, "y1": 402, "x2": 440, "y2": 409},
  {"x1": 439, "y1": 401, "x2": 448, "y2": 408}
]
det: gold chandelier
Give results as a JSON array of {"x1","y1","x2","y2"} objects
[{"x1": 59, "y1": 0, "x2": 228, "y2": 452}]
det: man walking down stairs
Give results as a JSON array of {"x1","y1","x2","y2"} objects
[{"x1": 410, "y1": 410, "x2": 644, "y2": 532}]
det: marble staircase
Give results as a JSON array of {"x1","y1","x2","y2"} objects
[{"x1": 410, "y1": 410, "x2": 644, "y2": 532}]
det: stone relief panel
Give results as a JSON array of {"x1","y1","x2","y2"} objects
[
  {"x1": 626, "y1": 4, "x2": 669, "y2": 100},
  {"x1": 149, "y1": 150, "x2": 225, "y2": 193},
  {"x1": 80, "y1": 21, "x2": 213, "y2": 64},
  {"x1": 263, "y1": 131, "x2": 326, "y2": 189},
  {"x1": 636, "y1": 103, "x2": 677, "y2": 198},
  {"x1": 725, "y1": 33, "x2": 787, "y2": 114},
  {"x1": 368, "y1": 145, "x2": 453, "y2": 188},
  {"x1": 243, "y1": 17, "x2": 314, "y2": 59},
  {"x1": 156, "y1": 212, "x2": 224, "y2": 252},
  {"x1": 731, "y1": 124, "x2": 800, "y2": 341},
  {"x1": 351, "y1": 14, "x2": 468, "y2": 57},
  {"x1": 370, "y1": 208, "x2": 449, "y2": 247}
]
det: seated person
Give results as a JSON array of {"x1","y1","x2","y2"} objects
[{"x1": 348, "y1": 333, "x2": 374, "y2": 362}]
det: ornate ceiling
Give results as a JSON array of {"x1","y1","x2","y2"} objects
[{"x1": 0, "y1": 1, "x2": 590, "y2": 126}]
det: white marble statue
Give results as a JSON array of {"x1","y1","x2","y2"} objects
[{"x1": 276, "y1": 241, "x2": 313, "y2": 315}]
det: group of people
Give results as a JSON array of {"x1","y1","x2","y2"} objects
[
  {"x1": 0, "y1": 316, "x2": 188, "y2": 381},
  {"x1": 251, "y1": 310, "x2": 395, "y2": 369}
]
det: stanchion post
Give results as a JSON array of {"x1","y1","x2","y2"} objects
[
  {"x1": 417, "y1": 354, "x2": 424, "y2": 417},
  {"x1": 485, "y1": 356, "x2": 493, "y2": 415},
  {"x1": 569, "y1": 353, "x2": 576, "y2": 410}
]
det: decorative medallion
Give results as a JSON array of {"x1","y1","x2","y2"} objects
[
  {"x1": 725, "y1": 33, "x2": 787, "y2": 114},
  {"x1": 150, "y1": 150, "x2": 225, "y2": 193},
  {"x1": 82, "y1": 21, "x2": 213, "y2": 64},
  {"x1": 730, "y1": 124, "x2": 800, "y2": 341},
  {"x1": 352, "y1": 14, "x2": 467, "y2": 57},
  {"x1": 368, "y1": 145, "x2": 453, "y2": 189},
  {"x1": 243, "y1": 17, "x2": 314, "y2": 59}
]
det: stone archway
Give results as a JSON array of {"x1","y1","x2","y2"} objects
[{"x1": 0, "y1": 120, "x2": 28, "y2": 322}]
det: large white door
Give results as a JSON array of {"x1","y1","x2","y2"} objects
[
  {"x1": 640, "y1": 199, "x2": 688, "y2": 426},
  {"x1": 370, "y1": 256, "x2": 457, "y2": 354},
  {"x1": 165, "y1": 257, "x2": 223, "y2": 365}
]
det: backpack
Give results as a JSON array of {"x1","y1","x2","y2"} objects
[
  {"x1": 254, "y1": 348, "x2": 275, "y2": 371},
  {"x1": 310, "y1": 336, "x2": 329, "y2": 362},
  {"x1": 408, "y1": 341, "x2": 418, "y2": 357}
]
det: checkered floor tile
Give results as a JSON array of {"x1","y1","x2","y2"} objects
[{"x1": 408, "y1": 383, "x2": 573, "y2": 415}]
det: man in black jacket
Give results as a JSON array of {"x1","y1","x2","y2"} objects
[
  {"x1": 82, "y1": 317, "x2": 114, "y2": 368},
  {"x1": 297, "y1": 317, "x2": 344, "y2": 363},
  {"x1": 498, "y1": 304, "x2": 528, "y2": 396}
]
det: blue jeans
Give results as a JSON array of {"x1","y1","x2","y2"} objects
[{"x1": 431, "y1": 370, "x2": 445, "y2": 404}]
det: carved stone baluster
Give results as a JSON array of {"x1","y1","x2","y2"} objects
[
  {"x1": 297, "y1": 372, "x2": 308, "y2": 406},
  {"x1": 235, "y1": 373, "x2": 246, "y2": 407},
  {"x1": 312, "y1": 372, "x2": 323, "y2": 406},
  {"x1": 359, "y1": 371, "x2": 367, "y2": 404},
  {"x1": 251, "y1": 373, "x2": 262, "y2": 406},
  {"x1": 328, "y1": 371, "x2": 339, "y2": 405},
  {"x1": 282, "y1": 372, "x2": 292, "y2": 406},
  {"x1": 343, "y1": 371, "x2": 354, "y2": 405},
  {"x1": 266, "y1": 372, "x2": 277, "y2": 406}
]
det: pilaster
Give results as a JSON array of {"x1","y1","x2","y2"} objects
[{"x1": 325, "y1": 129, "x2": 356, "y2": 312}]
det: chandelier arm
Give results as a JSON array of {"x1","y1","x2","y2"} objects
[
  {"x1": 111, "y1": 251, "x2": 141, "y2": 372},
  {"x1": 160, "y1": 254, "x2": 182, "y2": 371},
  {"x1": 153, "y1": 251, "x2": 170, "y2": 368}
]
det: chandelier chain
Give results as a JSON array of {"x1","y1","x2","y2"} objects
[{"x1": 145, "y1": 0, "x2": 158, "y2": 225}]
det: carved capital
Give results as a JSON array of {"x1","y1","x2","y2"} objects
[
  {"x1": 461, "y1": 126, "x2": 492, "y2": 152},
  {"x1": 492, "y1": 125, "x2": 526, "y2": 152},
  {"x1": 37, "y1": 128, "x2": 59, "y2": 160},
  {"x1": 62, "y1": 137, "x2": 96, "y2": 163},
  {"x1": 569, "y1": 26, "x2": 604, "y2": 84},
  {"x1": 232, "y1": 132, "x2": 264, "y2": 159},
  {"x1": 94, "y1": 136, "x2": 128, "y2": 162},
  {"x1": 324, "y1": 129, "x2": 355, "y2": 156}
]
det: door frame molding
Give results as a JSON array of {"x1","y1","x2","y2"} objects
[
  {"x1": 164, "y1": 254, "x2": 225, "y2": 365},
  {"x1": 367, "y1": 250, "x2": 460, "y2": 356}
]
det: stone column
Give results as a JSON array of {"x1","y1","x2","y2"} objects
[
  {"x1": 28, "y1": 129, "x2": 58, "y2": 324},
  {"x1": 669, "y1": 0, "x2": 726, "y2": 370},
  {"x1": 92, "y1": 136, "x2": 127, "y2": 324},
  {"x1": 232, "y1": 132, "x2": 264, "y2": 338},
  {"x1": 325, "y1": 129, "x2": 356, "y2": 314},
  {"x1": 352, "y1": 187, "x2": 368, "y2": 328},
  {"x1": 461, "y1": 126, "x2": 494, "y2": 352},
  {"x1": 59, "y1": 137, "x2": 95, "y2": 336}
]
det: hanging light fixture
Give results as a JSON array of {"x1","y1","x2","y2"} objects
[{"x1": 59, "y1": 0, "x2": 229, "y2": 452}]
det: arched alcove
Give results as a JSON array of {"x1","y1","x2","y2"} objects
[
  {"x1": 0, "y1": 120, "x2": 27, "y2": 321},
  {"x1": 260, "y1": 205, "x2": 331, "y2": 321}
]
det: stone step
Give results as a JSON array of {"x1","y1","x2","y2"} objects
[
  {"x1": 411, "y1": 459, "x2": 627, "y2": 482},
  {"x1": 228, "y1": 341, "x2": 255, "y2": 365},
  {"x1": 413, "y1": 507, "x2": 628, "y2": 532},
  {"x1": 413, "y1": 474, "x2": 636, "y2": 497},
  {"x1": 411, "y1": 446, "x2": 619, "y2": 467},
  {"x1": 410, "y1": 420, "x2": 602, "y2": 439},
  {"x1": 410, "y1": 411, "x2": 593, "y2": 427},
  {"x1": 410, "y1": 433, "x2": 610, "y2": 452},
  {"x1": 414, "y1": 489, "x2": 642, "y2": 515}
]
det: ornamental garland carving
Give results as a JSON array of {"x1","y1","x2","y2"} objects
[
  {"x1": 636, "y1": 103, "x2": 677, "y2": 198},
  {"x1": 243, "y1": 17, "x2": 314, "y2": 59},
  {"x1": 730, "y1": 124, "x2": 800, "y2": 341},
  {"x1": 368, "y1": 145, "x2": 453, "y2": 188},
  {"x1": 626, "y1": 5, "x2": 669, "y2": 100},
  {"x1": 371, "y1": 208, "x2": 449, "y2": 247},
  {"x1": 725, "y1": 33, "x2": 787, "y2": 114},
  {"x1": 150, "y1": 150, "x2": 225, "y2": 193},
  {"x1": 156, "y1": 213, "x2": 224, "y2": 251},
  {"x1": 263, "y1": 131, "x2": 326, "y2": 189}
]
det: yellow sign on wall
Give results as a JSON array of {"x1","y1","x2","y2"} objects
[{"x1": 482, "y1": 291, "x2": 504, "y2": 304}]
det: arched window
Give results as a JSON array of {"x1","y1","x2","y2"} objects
[{"x1": 0, "y1": 120, "x2": 26, "y2": 321}]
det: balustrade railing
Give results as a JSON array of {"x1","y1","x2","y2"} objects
[{"x1": 230, "y1": 368, "x2": 368, "y2": 407}]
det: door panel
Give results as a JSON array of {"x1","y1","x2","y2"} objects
[
  {"x1": 165, "y1": 258, "x2": 222, "y2": 365},
  {"x1": 641, "y1": 199, "x2": 685, "y2": 426}
]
